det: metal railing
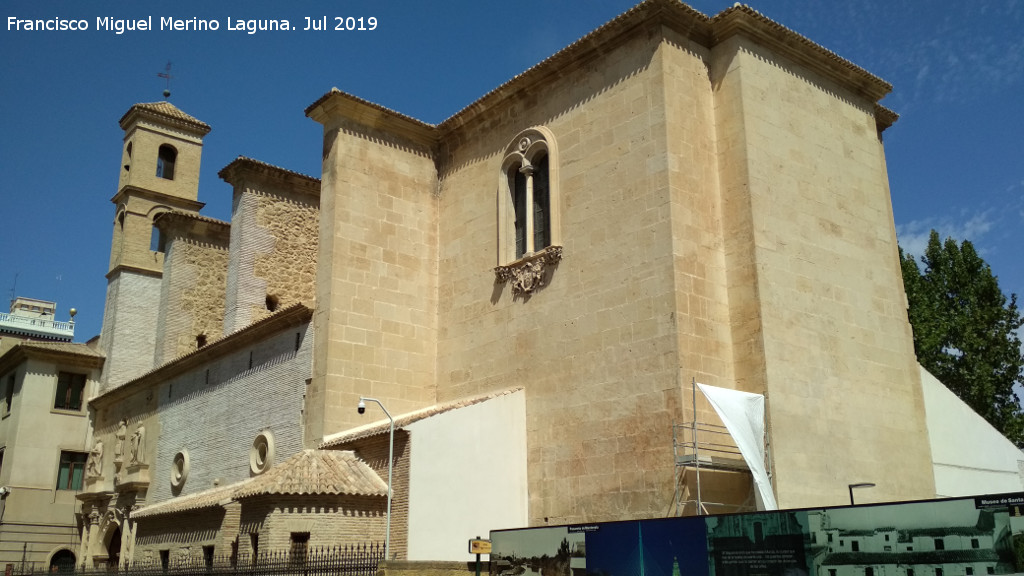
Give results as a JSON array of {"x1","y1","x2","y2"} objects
[
  {"x1": 11, "y1": 544, "x2": 384, "y2": 576},
  {"x1": 0, "y1": 312, "x2": 75, "y2": 338}
]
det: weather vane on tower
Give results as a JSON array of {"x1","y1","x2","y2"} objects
[{"x1": 158, "y1": 62, "x2": 173, "y2": 98}]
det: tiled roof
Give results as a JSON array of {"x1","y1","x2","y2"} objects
[
  {"x1": 320, "y1": 388, "x2": 523, "y2": 448},
  {"x1": 154, "y1": 210, "x2": 230, "y2": 228},
  {"x1": 219, "y1": 156, "x2": 321, "y2": 185},
  {"x1": 119, "y1": 101, "x2": 211, "y2": 134},
  {"x1": 91, "y1": 304, "x2": 312, "y2": 407},
  {"x1": 132, "y1": 450, "x2": 385, "y2": 520},
  {"x1": 235, "y1": 450, "x2": 386, "y2": 499},
  {"x1": 0, "y1": 340, "x2": 105, "y2": 374},
  {"x1": 131, "y1": 479, "x2": 248, "y2": 519},
  {"x1": 16, "y1": 341, "x2": 104, "y2": 358}
]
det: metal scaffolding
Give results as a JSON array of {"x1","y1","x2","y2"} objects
[{"x1": 672, "y1": 379, "x2": 765, "y2": 515}]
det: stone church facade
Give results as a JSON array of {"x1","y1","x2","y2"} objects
[{"x1": 68, "y1": 0, "x2": 960, "y2": 569}]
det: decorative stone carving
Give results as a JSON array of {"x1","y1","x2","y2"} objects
[
  {"x1": 495, "y1": 245, "x2": 563, "y2": 296},
  {"x1": 86, "y1": 440, "x2": 104, "y2": 478},
  {"x1": 128, "y1": 424, "x2": 145, "y2": 465},
  {"x1": 114, "y1": 420, "x2": 127, "y2": 462}
]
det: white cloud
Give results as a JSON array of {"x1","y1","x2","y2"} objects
[{"x1": 896, "y1": 210, "x2": 995, "y2": 260}]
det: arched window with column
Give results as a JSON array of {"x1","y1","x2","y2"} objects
[{"x1": 496, "y1": 127, "x2": 562, "y2": 296}]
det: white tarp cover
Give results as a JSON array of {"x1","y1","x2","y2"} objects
[{"x1": 696, "y1": 383, "x2": 778, "y2": 510}]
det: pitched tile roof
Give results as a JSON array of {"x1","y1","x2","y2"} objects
[
  {"x1": 235, "y1": 450, "x2": 386, "y2": 498},
  {"x1": 119, "y1": 101, "x2": 211, "y2": 135},
  {"x1": 319, "y1": 387, "x2": 523, "y2": 448},
  {"x1": 132, "y1": 450, "x2": 385, "y2": 520},
  {"x1": 15, "y1": 341, "x2": 104, "y2": 358},
  {"x1": 0, "y1": 341, "x2": 105, "y2": 375},
  {"x1": 131, "y1": 479, "x2": 248, "y2": 519}
]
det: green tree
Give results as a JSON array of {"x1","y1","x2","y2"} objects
[{"x1": 900, "y1": 230, "x2": 1024, "y2": 444}]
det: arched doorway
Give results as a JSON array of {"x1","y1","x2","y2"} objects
[
  {"x1": 107, "y1": 526, "x2": 122, "y2": 568},
  {"x1": 49, "y1": 550, "x2": 76, "y2": 573}
]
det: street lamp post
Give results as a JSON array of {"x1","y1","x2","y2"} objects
[
  {"x1": 357, "y1": 397, "x2": 394, "y2": 560},
  {"x1": 848, "y1": 482, "x2": 876, "y2": 505}
]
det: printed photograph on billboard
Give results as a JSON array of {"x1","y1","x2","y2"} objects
[{"x1": 491, "y1": 493, "x2": 1024, "y2": 576}]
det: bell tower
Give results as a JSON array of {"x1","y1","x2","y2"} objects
[{"x1": 100, "y1": 102, "x2": 211, "y2": 391}]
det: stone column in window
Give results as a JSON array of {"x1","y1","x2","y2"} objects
[{"x1": 520, "y1": 161, "x2": 535, "y2": 255}]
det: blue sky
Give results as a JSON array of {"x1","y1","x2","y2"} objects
[{"x1": 1, "y1": 0, "x2": 1021, "y2": 342}]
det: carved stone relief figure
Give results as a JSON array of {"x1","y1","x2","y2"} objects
[
  {"x1": 114, "y1": 420, "x2": 127, "y2": 462},
  {"x1": 128, "y1": 425, "x2": 145, "y2": 465},
  {"x1": 86, "y1": 439, "x2": 104, "y2": 478}
]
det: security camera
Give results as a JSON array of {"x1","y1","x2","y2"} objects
[
  {"x1": 0, "y1": 486, "x2": 11, "y2": 497},
  {"x1": 357, "y1": 399, "x2": 366, "y2": 415}
]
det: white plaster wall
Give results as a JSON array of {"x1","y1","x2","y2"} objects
[
  {"x1": 405, "y1": 390, "x2": 528, "y2": 561},
  {"x1": 921, "y1": 365, "x2": 1024, "y2": 496}
]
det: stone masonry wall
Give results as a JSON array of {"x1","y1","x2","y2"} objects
[
  {"x1": 134, "y1": 510, "x2": 226, "y2": 564},
  {"x1": 433, "y1": 29, "x2": 703, "y2": 525},
  {"x1": 251, "y1": 194, "x2": 318, "y2": 324},
  {"x1": 155, "y1": 233, "x2": 229, "y2": 366},
  {"x1": 310, "y1": 119, "x2": 438, "y2": 446},
  {"x1": 238, "y1": 495, "x2": 386, "y2": 553},
  {"x1": 224, "y1": 176, "x2": 318, "y2": 336},
  {"x1": 708, "y1": 35, "x2": 934, "y2": 506}
]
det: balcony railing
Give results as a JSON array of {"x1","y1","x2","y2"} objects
[{"x1": 0, "y1": 311, "x2": 75, "y2": 340}]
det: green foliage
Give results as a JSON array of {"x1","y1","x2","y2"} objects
[{"x1": 900, "y1": 230, "x2": 1024, "y2": 444}]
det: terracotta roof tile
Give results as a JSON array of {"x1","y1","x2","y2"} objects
[
  {"x1": 16, "y1": 341, "x2": 104, "y2": 358},
  {"x1": 132, "y1": 450, "x2": 384, "y2": 520},
  {"x1": 320, "y1": 388, "x2": 523, "y2": 448},
  {"x1": 119, "y1": 101, "x2": 211, "y2": 134},
  {"x1": 131, "y1": 479, "x2": 248, "y2": 519},
  {"x1": 235, "y1": 450, "x2": 386, "y2": 498}
]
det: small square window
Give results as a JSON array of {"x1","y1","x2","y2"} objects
[
  {"x1": 54, "y1": 372, "x2": 86, "y2": 411},
  {"x1": 289, "y1": 532, "x2": 310, "y2": 564}
]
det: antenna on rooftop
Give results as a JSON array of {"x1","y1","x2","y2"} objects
[{"x1": 158, "y1": 61, "x2": 173, "y2": 99}]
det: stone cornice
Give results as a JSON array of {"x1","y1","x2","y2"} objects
[
  {"x1": 306, "y1": 0, "x2": 896, "y2": 141},
  {"x1": 90, "y1": 304, "x2": 313, "y2": 408},
  {"x1": 305, "y1": 89, "x2": 437, "y2": 150},
  {"x1": 110, "y1": 185, "x2": 205, "y2": 213},
  {"x1": 105, "y1": 265, "x2": 163, "y2": 281},
  {"x1": 875, "y1": 104, "x2": 899, "y2": 132},
  {"x1": 218, "y1": 156, "x2": 321, "y2": 199},
  {"x1": 0, "y1": 342, "x2": 105, "y2": 376},
  {"x1": 118, "y1": 102, "x2": 211, "y2": 138},
  {"x1": 154, "y1": 211, "x2": 231, "y2": 247},
  {"x1": 709, "y1": 5, "x2": 892, "y2": 102}
]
